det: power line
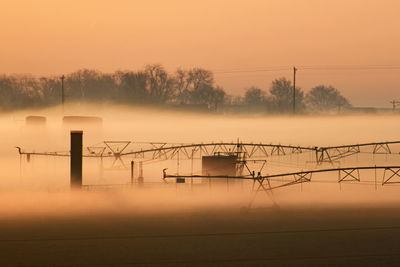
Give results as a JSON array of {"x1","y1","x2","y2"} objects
[
  {"x1": 213, "y1": 65, "x2": 400, "y2": 75},
  {"x1": 213, "y1": 67, "x2": 289, "y2": 74},
  {"x1": 300, "y1": 65, "x2": 400, "y2": 71}
]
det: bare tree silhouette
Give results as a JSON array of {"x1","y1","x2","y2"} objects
[
  {"x1": 270, "y1": 77, "x2": 305, "y2": 113},
  {"x1": 306, "y1": 85, "x2": 351, "y2": 112}
]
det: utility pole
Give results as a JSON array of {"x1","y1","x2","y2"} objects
[
  {"x1": 61, "y1": 75, "x2": 65, "y2": 113},
  {"x1": 293, "y1": 67, "x2": 297, "y2": 114}
]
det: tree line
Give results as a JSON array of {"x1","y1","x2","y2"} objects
[{"x1": 0, "y1": 64, "x2": 350, "y2": 113}]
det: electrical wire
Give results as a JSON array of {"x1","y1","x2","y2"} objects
[{"x1": 212, "y1": 65, "x2": 400, "y2": 75}]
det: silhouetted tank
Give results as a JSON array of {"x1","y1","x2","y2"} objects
[
  {"x1": 63, "y1": 116, "x2": 102, "y2": 128},
  {"x1": 25, "y1": 116, "x2": 46, "y2": 126},
  {"x1": 202, "y1": 154, "x2": 237, "y2": 184}
]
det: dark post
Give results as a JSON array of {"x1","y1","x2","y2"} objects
[
  {"x1": 130, "y1": 160, "x2": 134, "y2": 185},
  {"x1": 70, "y1": 131, "x2": 83, "y2": 189},
  {"x1": 374, "y1": 165, "x2": 377, "y2": 191}
]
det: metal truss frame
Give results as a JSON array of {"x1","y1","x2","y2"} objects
[
  {"x1": 16, "y1": 140, "x2": 400, "y2": 172},
  {"x1": 163, "y1": 166, "x2": 400, "y2": 208},
  {"x1": 382, "y1": 167, "x2": 400, "y2": 185},
  {"x1": 373, "y1": 143, "x2": 392, "y2": 154},
  {"x1": 315, "y1": 141, "x2": 400, "y2": 164},
  {"x1": 338, "y1": 168, "x2": 360, "y2": 183},
  {"x1": 16, "y1": 142, "x2": 316, "y2": 162}
]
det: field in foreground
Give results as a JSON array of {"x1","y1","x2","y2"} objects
[{"x1": 1, "y1": 204, "x2": 400, "y2": 266}]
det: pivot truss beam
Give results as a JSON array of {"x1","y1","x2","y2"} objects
[
  {"x1": 16, "y1": 142, "x2": 315, "y2": 161},
  {"x1": 315, "y1": 141, "x2": 400, "y2": 164},
  {"x1": 316, "y1": 146, "x2": 360, "y2": 164},
  {"x1": 163, "y1": 166, "x2": 400, "y2": 188},
  {"x1": 164, "y1": 166, "x2": 400, "y2": 210},
  {"x1": 16, "y1": 140, "x2": 400, "y2": 164},
  {"x1": 120, "y1": 142, "x2": 313, "y2": 159}
]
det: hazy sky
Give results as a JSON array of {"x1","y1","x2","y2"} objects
[{"x1": 1, "y1": 0, "x2": 400, "y2": 107}]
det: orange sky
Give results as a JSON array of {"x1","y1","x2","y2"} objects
[{"x1": 1, "y1": 0, "x2": 400, "y2": 107}]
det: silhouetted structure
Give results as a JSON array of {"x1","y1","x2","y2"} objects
[
  {"x1": 202, "y1": 155, "x2": 237, "y2": 176},
  {"x1": 202, "y1": 154, "x2": 238, "y2": 185},
  {"x1": 70, "y1": 131, "x2": 83, "y2": 189},
  {"x1": 25, "y1": 116, "x2": 46, "y2": 126},
  {"x1": 63, "y1": 116, "x2": 103, "y2": 126}
]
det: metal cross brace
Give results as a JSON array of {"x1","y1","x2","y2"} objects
[
  {"x1": 382, "y1": 168, "x2": 400, "y2": 185},
  {"x1": 338, "y1": 168, "x2": 360, "y2": 183}
]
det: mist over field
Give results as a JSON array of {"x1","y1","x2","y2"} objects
[
  {"x1": 0, "y1": 104, "x2": 400, "y2": 219},
  {"x1": 1, "y1": 105, "x2": 400, "y2": 266}
]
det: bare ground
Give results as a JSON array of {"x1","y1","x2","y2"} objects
[{"x1": 1, "y1": 205, "x2": 400, "y2": 266}]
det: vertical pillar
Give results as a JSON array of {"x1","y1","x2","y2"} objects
[{"x1": 70, "y1": 131, "x2": 83, "y2": 189}]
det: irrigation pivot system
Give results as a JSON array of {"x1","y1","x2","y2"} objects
[
  {"x1": 163, "y1": 165, "x2": 400, "y2": 210},
  {"x1": 16, "y1": 140, "x2": 400, "y2": 164},
  {"x1": 163, "y1": 166, "x2": 400, "y2": 187},
  {"x1": 16, "y1": 141, "x2": 316, "y2": 161},
  {"x1": 15, "y1": 138, "x2": 400, "y2": 199}
]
